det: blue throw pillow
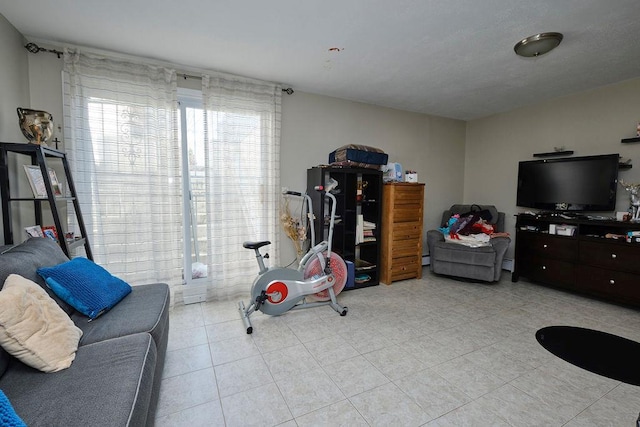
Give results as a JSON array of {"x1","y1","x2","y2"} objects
[
  {"x1": 0, "y1": 390, "x2": 26, "y2": 427},
  {"x1": 37, "y1": 258, "x2": 132, "y2": 320}
]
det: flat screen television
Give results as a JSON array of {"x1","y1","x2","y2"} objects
[{"x1": 516, "y1": 154, "x2": 619, "y2": 212}]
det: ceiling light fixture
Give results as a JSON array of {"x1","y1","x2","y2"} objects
[{"x1": 514, "y1": 32, "x2": 563, "y2": 57}]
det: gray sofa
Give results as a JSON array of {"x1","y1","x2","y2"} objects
[
  {"x1": 0, "y1": 237, "x2": 170, "y2": 426},
  {"x1": 427, "y1": 204, "x2": 510, "y2": 282}
]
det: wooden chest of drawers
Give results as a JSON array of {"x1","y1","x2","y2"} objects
[{"x1": 380, "y1": 183, "x2": 425, "y2": 284}]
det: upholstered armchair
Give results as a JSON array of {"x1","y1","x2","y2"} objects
[{"x1": 426, "y1": 204, "x2": 510, "y2": 282}]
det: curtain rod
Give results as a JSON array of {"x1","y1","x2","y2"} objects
[
  {"x1": 24, "y1": 43, "x2": 294, "y2": 95},
  {"x1": 25, "y1": 42, "x2": 64, "y2": 58},
  {"x1": 179, "y1": 73, "x2": 294, "y2": 94}
]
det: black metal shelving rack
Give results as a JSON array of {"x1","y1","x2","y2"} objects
[{"x1": 0, "y1": 142, "x2": 92, "y2": 259}]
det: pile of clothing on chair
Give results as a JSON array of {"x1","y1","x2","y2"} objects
[{"x1": 439, "y1": 208, "x2": 509, "y2": 247}]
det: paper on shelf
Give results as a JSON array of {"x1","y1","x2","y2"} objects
[{"x1": 356, "y1": 214, "x2": 364, "y2": 244}]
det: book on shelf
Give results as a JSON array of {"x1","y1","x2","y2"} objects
[
  {"x1": 25, "y1": 225, "x2": 44, "y2": 238},
  {"x1": 363, "y1": 230, "x2": 376, "y2": 242},
  {"x1": 355, "y1": 259, "x2": 376, "y2": 270},
  {"x1": 357, "y1": 215, "x2": 378, "y2": 244},
  {"x1": 23, "y1": 165, "x2": 63, "y2": 198},
  {"x1": 42, "y1": 225, "x2": 59, "y2": 242}
]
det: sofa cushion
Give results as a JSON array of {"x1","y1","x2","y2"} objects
[
  {"x1": 37, "y1": 258, "x2": 132, "y2": 320},
  {"x1": 0, "y1": 333, "x2": 157, "y2": 427},
  {"x1": 0, "y1": 390, "x2": 26, "y2": 427},
  {"x1": 0, "y1": 275, "x2": 82, "y2": 373},
  {"x1": 72, "y1": 282, "x2": 170, "y2": 421},
  {"x1": 73, "y1": 283, "x2": 169, "y2": 348},
  {"x1": 0, "y1": 238, "x2": 72, "y2": 314}
]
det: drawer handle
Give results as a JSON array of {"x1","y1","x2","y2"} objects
[
  {"x1": 543, "y1": 244, "x2": 548, "y2": 249},
  {"x1": 609, "y1": 279, "x2": 615, "y2": 285},
  {"x1": 542, "y1": 265, "x2": 546, "y2": 270},
  {"x1": 611, "y1": 254, "x2": 617, "y2": 259}
]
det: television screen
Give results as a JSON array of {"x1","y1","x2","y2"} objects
[{"x1": 517, "y1": 154, "x2": 619, "y2": 212}]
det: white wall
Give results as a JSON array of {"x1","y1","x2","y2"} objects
[
  {"x1": 280, "y1": 91, "x2": 466, "y2": 262},
  {"x1": 28, "y1": 49, "x2": 65, "y2": 150},
  {"x1": 0, "y1": 14, "x2": 31, "y2": 243},
  {"x1": 0, "y1": 14, "x2": 30, "y2": 142},
  {"x1": 465, "y1": 77, "x2": 640, "y2": 258}
]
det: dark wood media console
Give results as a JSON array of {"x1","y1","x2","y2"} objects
[{"x1": 513, "y1": 214, "x2": 640, "y2": 307}]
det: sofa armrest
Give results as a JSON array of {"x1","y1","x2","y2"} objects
[
  {"x1": 496, "y1": 212, "x2": 506, "y2": 233},
  {"x1": 426, "y1": 230, "x2": 445, "y2": 249},
  {"x1": 426, "y1": 230, "x2": 445, "y2": 271},
  {"x1": 489, "y1": 236, "x2": 511, "y2": 281}
]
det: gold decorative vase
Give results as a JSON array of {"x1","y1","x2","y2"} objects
[{"x1": 17, "y1": 108, "x2": 54, "y2": 146}]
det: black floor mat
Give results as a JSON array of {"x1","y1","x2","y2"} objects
[{"x1": 536, "y1": 326, "x2": 640, "y2": 386}]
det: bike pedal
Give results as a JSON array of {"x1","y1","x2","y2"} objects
[{"x1": 255, "y1": 290, "x2": 268, "y2": 310}]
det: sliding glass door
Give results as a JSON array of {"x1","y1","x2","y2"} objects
[{"x1": 178, "y1": 89, "x2": 209, "y2": 302}]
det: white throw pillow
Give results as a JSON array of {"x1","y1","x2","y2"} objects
[{"x1": 0, "y1": 274, "x2": 83, "y2": 372}]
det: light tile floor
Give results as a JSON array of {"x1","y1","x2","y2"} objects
[{"x1": 155, "y1": 269, "x2": 640, "y2": 426}]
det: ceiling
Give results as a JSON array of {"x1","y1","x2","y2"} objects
[{"x1": 3, "y1": 0, "x2": 640, "y2": 120}]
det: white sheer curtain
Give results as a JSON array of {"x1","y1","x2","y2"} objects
[
  {"x1": 62, "y1": 50, "x2": 184, "y2": 296},
  {"x1": 201, "y1": 74, "x2": 282, "y2": 300}
]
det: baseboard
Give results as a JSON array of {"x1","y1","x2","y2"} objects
[
  {"x1": 183, "y1": 282, "x2": 208, "y2": 304},
  {"x1": 502, "y1": 257, "x2": 514, "y2": 272},
  {"x1": 422, "y1": 255, "x2": 430, "y2": 266}
]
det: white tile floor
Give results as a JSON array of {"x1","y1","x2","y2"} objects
[{"x1": 155, "y1": 269, "x2": 640, "y2": 426}]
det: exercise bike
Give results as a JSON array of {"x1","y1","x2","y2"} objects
[{"x1": 238, "y1": 183, "x2": 348, "y2": 334}]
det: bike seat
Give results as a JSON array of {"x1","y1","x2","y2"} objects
[{"x1": 243, "y1": 240, "x2": 271, "y2": 250}]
